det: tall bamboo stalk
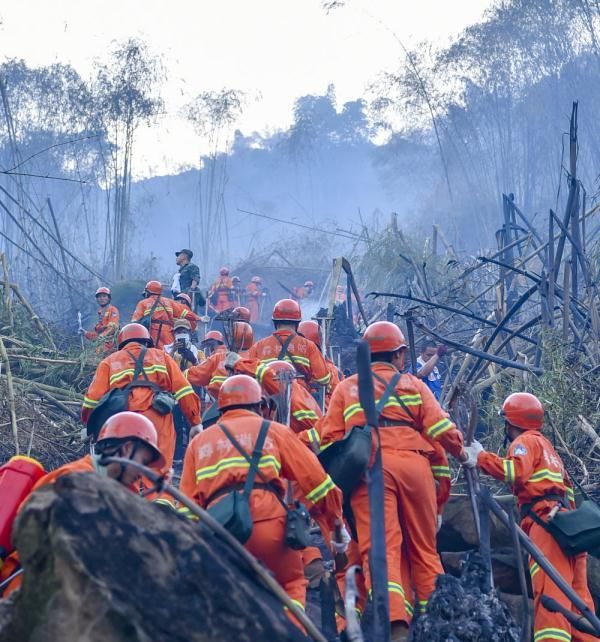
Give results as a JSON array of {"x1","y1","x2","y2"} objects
[{"x1": 0, "y1": 336, "x2": 19, "y2": 454}]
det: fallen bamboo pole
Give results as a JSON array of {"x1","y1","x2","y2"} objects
[
  {"x1": 0, "y1": 253, "x2": 13, "y2": 332},
  {"x1": 9, "y1": 284, "x2": 56, "y2": 350},
  {"x1": 0, "y1": 336, "x2": 19, "y2": 454}
]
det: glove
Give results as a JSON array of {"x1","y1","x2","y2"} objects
[
  {"x1": 200, "y1": 315, "x2": 210, "y2": 323},
  {"x1": 436, "y1": 514, "x2": 443, "y2": 533},
  {"x1": 462, "y1": 440, "x2": 484, "y2": 468},
  {"x1": 224, "y1": 351, "x2": 241, "y2": 371},
  {"x1": 330, "y1": 524, "x2": 351, "y2": 554},
  {"x1": 436, "y1": 344, "x2": 448, "y2": 357},
  {"x1": 189, "y1": 424, "x2": 203, "y2": 439}
]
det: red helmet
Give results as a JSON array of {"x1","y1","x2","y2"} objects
[
  {"x1": 95, "y1": 287, "x2": 111, "y2": 298},
  {"x1": 218, "y1": 375, "x2": 262, "y2": 410},
  {"x1": 176, "y1": 293, "x2": 192, "y2": 307},
  {"x1": 265, "y1": 360, "x2": 295, "y2": 376},
  {"x1": 202, "y1": 330, "x2": 224, "y2": 344},
  {"x1": 232, "y1": 322, "x2": 253, "y2": 351},
  {"x1": 304, "y1": 280, "x2": 314, "y2": 288},
  {"x1": 298, "y1": 320, "x2": 321, "y2": 347},
  {"x1": 145, "y1": 280, "x2": 162, "y2": 295},
  {"x1": 363, "y1": 321, "x2": 407, "y2": 353},
  {"x1": 118, "y1": 323, "x2": 153, "y2": 349},
  {"x1": 272, "y1": 298, "x2": 301, "y2": 322},
  {"x1": 219, "y1": 267, "x2": 230, "y2": 276},
  {"x1": 233, "y1": 306, "x2": 251, "y2": 322},
  {"x1": 96, "y1": 412, "x2": 165, "y2": 469},
  {"x1": 501, "y1": 393, "x2": 544, "y2": 431},
  {"x1": 251, "y1": 276, "x2": 262, "y2": 283}
]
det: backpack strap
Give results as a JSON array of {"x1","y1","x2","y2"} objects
[
  {"x1": 275, "y1": 334, "x2": 295, "y2": 361},
  {"x1": 373, "y1": 371, "x2": 416, "y2": 423},
  {"x1": 126, "y1": 346, "x2": 150, "y2": 382},
  {"x1": 217, "y1": 421, "x2": 289, "y2": 512},
  {"x1": 374, "y1": 372, "x2": 402, "y2": 418}
]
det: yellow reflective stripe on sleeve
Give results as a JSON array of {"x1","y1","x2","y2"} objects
[
  {"x1": 180, "y1": 309, "x2": 188, "y2": 318},
  {"x1": 529, "y1": 561, "x2": 540, "y2": 580},
  {"x1": 285, "y1": 598, "x2": 305, "y2": 612},
  {"x1": 208, "y1": 376, "x2": 227, "y2": 387},
  {"x1": 174, "y1": 385, "x2": 194, "y2": 401},
  {"x1": 153, "y1": 498, "x2": 177, "y2": 511},
  {"x1": 293, "y1": 409, "x2": 319, "y2": 421},
  {"x1": 314, "y1": 372, "x2": 331, "y2": 384},
  {"x1": 177, "y1": 506, "x2": 199, "y2": 521},
  {"x1": 343, "y1": 402, "x2": 363, "y2": 422},
  {"x1": 83, "y1": 396, "x2": 99, "y2": 409},
  {"x1": 319, "y1": 441, "x2": 334, "y2": 451},
  {"x1": 503, "y1": 460, "x2": 515, "y2": 483},
  {"x1": 533, "y1": 627, "x2": 571, "y2": 641},
  {"x1": 306, "y1": 428, "x2": 321, "y2": 447},
  {"x1": 256, "y1": 363, "x2": 270, "y2": 384},
  {"x1": 195, "y1": 455, "x2": 281, "y2": 482},
  {"x1": 109, "y1": 364, "x2": 168, "y2": 385},
  {"x1": 418, "y1": 599, "x2": 428, "y2": 613},
  {"x1": 290, "y1": 355, "x2": 310, "y2": 367},
  {"x1": 426, "y1": 417, "x2": 453, "y2": 439},
  {"x1": 566, "y1": 487, "x2": 575, "y2": 502},
  {"x1": 529, "y1": 469, "x2": 564, "y2": 484},
  {"x1": 431, "y1": 465, "x2": 451, "y2": 479},
  {"x1": 305, "y1": 474, "x2": 335, "y2": 503}
]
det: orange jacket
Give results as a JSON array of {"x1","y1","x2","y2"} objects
[
  {"x1": 427, "y1": 438, "x2": 452, "y2": 515},
  {"x1": 186, "y1": 346, "x2": 227, "y2": 390},
  {"x1": 81, "y1": 343, "x2": 200, "y2": 425},
  {"x1": 233, "y1": 358, "x2": 322, "y2": 448},
  {"x1": 319, "y1": 362, "x2": 463, "y2": 458},
  {"x1": 180, "y1": 408, "x2": 342, "y2": 530},
  {"x1": 179, "y1": 307, "x2": 201, "y2": 332},
  {"x1": 205, "y1": 350, "x2": 251, "y2": 399},
  {"x1": 85, "y1": 304, "x2": 120, "y2": 352},
  {"x1": 245, "y1": 283, "x2": 262, "y2": 322},
  {"x1": 247, "y1": 329, "x2": 331, "y2": 387},
  {"x1": 209, "y1": 276, "x2": 234, "y2": 312},
  {"x1": 478, "y1": 430, "x2": 575, "y2": 512},
  {"x1": 131, "y1": 296, "x2": 187, "y2": 349},
  {"x1": 292, "y1": 286, "x2": 309, "y2": 301}
]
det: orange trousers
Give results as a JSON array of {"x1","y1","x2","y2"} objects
[
  {"x1": 525, "y1": 518, "x2": 598, "y2": 642},
  {"x1": 138, "y1": 407, "x2": 175, "y2": 473},
  {"x1": 350, "y1": 449, "x2": 441, "y2": 623},
  {"x1": 245, "y1": 515, "x2": 307, "y2": 615}
]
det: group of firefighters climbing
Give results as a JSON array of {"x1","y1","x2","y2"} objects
[{"x1": 1, "y1": 261, "x2": 597, "y2": 642}]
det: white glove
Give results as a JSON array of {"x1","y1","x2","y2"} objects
[
  {"x1": 224, "y1": 351, "x2": 241, "y2": 371},
  {"x1": 189, "y1": 424, "x2": 203, "y2": 439},
  {"x1": 462, "y1": 440, "x2": 484, "y2": 468},
  {"x1": 330, "y1": 524, "x2": 351, "y2": 554},
  {"x1": 436, "y1": 514, "x2": 443, "y2": 533},
  {"x1": 200, "y1": 315, "x2": 210, "y2": 323}
]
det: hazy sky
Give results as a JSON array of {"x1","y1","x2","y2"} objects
[{"x1": 0, "y1": 0, "x2": 493, "y2": 178}]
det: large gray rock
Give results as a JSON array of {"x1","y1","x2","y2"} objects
[{"x1": 0, "y1": 473, "x2": 307, "y2": 642}]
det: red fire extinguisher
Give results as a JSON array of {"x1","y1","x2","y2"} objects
[{"x1": 0, "y1": 456, "x2": 45, "y2": 560}]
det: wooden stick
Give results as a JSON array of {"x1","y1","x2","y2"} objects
[
  {"x1": 0, "y1": 336, "x2": 19, "y2": 454},
  {"x1": 7, "y1": 354, "x2": 79, "y2": 365},
  {"x1": 0, "y1": 253, "x2": 13, "y2": 331},
  {"x1": 9, "y1": 283, "x2": 57, "y2": 350}
]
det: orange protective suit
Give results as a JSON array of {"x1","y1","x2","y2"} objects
[
  {"x1": 245, "y1": 282, "x2": 263, "y2": 323},
  {"x1": 319, "y1": 362, "x2": 464, "y2": 623},
  {"x1": 208, "y1": 276, "x2": 234, "y2": 313},
  {"x1": 131, "y1": 295, "x2": 187, "y2": 349},
  {"x1": 186, "y1": 346, "x2": 228, "y2": 394},
  {"x1": 247, "y1": 329, "x2": 331, "y2": 388},
  {"x1": 478, "y1": 431, "x2": 596, "y2": 642},
  {"x1": 81, "y1": 344, "x2": 200, "y2": 471},
  {"x1": 179, "y1": 307, "x2": 202, "y2": 332},
  {"x1": 180, "y1": 408, "x2": 343, "y2": 612},
  {"x1": 85, "y1": 304, "x2": 120, "y2": 353},
  {"x1": 292, "y1": 286, "x2": 309, "y2": 301}
]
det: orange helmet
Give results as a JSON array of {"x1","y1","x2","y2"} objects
[
  {"x1": 501, "y1": 392, "x2": 544, "y2": 431},
  {"x1": 95, "y1": 286, "x2": 111, "y2": 298},
  {"x1": 363, "y1": 321, "x2": 407, "y2": 353},
  {"x1": 304, "y1": 280, "x2": 314, "y2": 288},
  {"x1": 233, "y1": 306, "x2": 251, "y2": 322},
  {"x1": 251, "y1": 276, "x2": 262, "y2": 283},
  {"x1": 218, "y1": 374, "x2": 262, "y2": 410},
  {"x1": 145, "y1": 280, "x2": 162, "y2": 295},
  {"x1": 219, "y1": 267, "x2": 230, "y2": 276},
  {"x1": 118, "y1": 323, "x2": 153, "y2": 349},
  {"x1": 298, "y1": 320, "x2": 321, "y2": 347},
  {"x1": 232, "y1": 322, "x2": 253, "y2": 351},
  {"x1": 272, "y1": 298, "x2": 301, "y2": 322},
  {"x1": 265, "y1": 360, "x2": 295, "y2": 376},
  {"x1": 96, "y1": 412, "x2": 165, "y2": 469},
  {"x1": 176, "y1": 293, "x2": 192, "y2": 307},
  {"x1": 202, "y1": 330, "x2": 224, "y2": 344}
]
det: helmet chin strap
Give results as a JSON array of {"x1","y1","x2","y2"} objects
[{"x1": 92, "y1": 441, "x2": 138, "y2": 481}]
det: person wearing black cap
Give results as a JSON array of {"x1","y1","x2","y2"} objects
[{"x1": 173, "y1": 249, "x2": 205, "y2": 313}]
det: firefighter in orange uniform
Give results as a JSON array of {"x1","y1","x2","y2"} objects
[
  {"x1": 180, "y1": 375, "x2": 348, "y2": 617},
  {"x1": 82, "y1": 287, "x2": 120, "y2": 353},
  {"x1": 463, "y1": 393, "x2": 597, "y2": 642},
  {"x1": 246, "y1": 276, "x2": 264, "y2": 323},
  {"x1": 319, "y1": 321, "x2": 466, "y2": 640},
  {"x1": 186, "y1": 330, "x2": 228, "y2": 392},
  {"x1": 298, "y1": 319, "x2": 341, "y2": 401},
  {"x1": 208, "y1": 267, "x2": 234, "y2": 313},
  {"x1": 292, "y1": 280, "x2": 314, "y2": 301},
  {"x1": 174, "y1": 293, "x2": 202, "y2": 333},
  {"x1": 81, "y1": 324, "x2": 201, "y2": 471},
  {"x1": 0, "y1": 412, "x2": 165, "y2": 597},
  {"x1": 206, "y1": 322, "x2": 254, "y2": 399},
  {"x1": 131, "y1": 280, "x2": 187, "y2": 350},
  {"x1": 247, "y1": 299, "x2": 330, "y2": 390}
]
